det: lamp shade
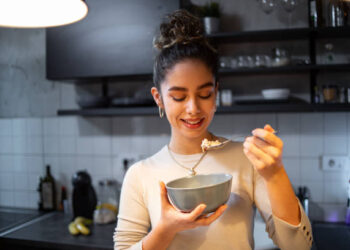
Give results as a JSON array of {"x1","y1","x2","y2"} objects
[{"x1": 0, "y1": 0, "x2": 88, "y2": 28}]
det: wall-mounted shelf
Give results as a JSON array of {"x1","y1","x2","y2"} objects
[
  {"x1": 57, "y1": 26, "x2": 350, "y2": 116},
  {"x1": 207, "y1": 26, "x2": 350, "y2": 43},
  {"x1": 57, "y1": 103, "x2": 350, "y2": 117},
  {"x1": 219, "y1": 63, "x2": 350, "y2": 76}
]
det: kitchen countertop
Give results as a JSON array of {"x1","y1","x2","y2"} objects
[
  {"x1": 0, "y1": 212, "x2": 116, "y2": 250},
  {"x1": 0, "y1": 207, "x2": 44, "y2": 234},
  {"x1": 1, "y1": 208, "x2": 349, "y2": 250},
  {"x1": 312, "y1": 221, "x2": 350, "y2": 250}
]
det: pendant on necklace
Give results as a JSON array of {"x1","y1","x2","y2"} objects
[{"x1": 189, "y1": 168, "x2": 196, "y2": 176}]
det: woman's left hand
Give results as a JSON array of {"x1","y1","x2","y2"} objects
[{"x1": 243, "y1": 124, "x2": 284, "y2": 180}]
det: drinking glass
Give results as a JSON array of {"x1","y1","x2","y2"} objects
[
  {"x1": 259, "y1": 0, "x2": 276, "y2": 14},
  {"x1": 281, "y1": 0, "x2": 299, "y2": 27}
]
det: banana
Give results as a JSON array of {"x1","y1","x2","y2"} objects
[
  {"x1": 96, "y1": 203, "x2": 118, "y2": 214},
  {"x1": 68, "y1": 222, "x2": 79, "y2": 235},
  {"x1": 76, "y1": 222, "x2": 90, "y2": 235},
  {"x1": 74, "y1": 216, "x2": 92, "y2": 225}
]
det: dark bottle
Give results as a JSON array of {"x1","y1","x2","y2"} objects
[
  {"x1": 37, "y1": 177, "x2": 43, "y2": 210},
  {"x1": 41, "y1": 165, "x2": 56, "y2": 211}
]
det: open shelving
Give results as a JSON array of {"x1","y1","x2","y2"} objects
[{"x1": 58, "y1": 26, "x2": 350, "y2": 117}]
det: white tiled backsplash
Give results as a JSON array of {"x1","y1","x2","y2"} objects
[{"x1": 0, "y1": 113, "x2": 349, "y2": 215}]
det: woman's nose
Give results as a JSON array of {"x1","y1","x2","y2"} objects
[{"x1": 186, "y1": 97, "x2": 200, "y2": 115}]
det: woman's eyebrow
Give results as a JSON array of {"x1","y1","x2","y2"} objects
[
  {"x1": 168, "y1": 86, "x2": 187, "y2": 92},
  {"x1": 168, "y1": 82, "x2": 214, "y2": 92},
  {"x1": 198, "y1": 82, "x2": 215, "y2": 90}
]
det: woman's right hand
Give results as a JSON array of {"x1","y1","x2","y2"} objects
[{"x1": 157, "y1": 181, "x2": 227, "y2": 235}]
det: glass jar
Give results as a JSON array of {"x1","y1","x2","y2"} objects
[
  {"x1": 322, "y1": 85, "x2": 339, "y2": 103},
  {"x1": 97, "y1": 179, "x2": 121, "y2": 207},
  {"x1": 94, "y1": 179, "x2": 122, "y2": 224},
  {"x1": 271, "y1": 48, "x2": 290, "y2": 67}
]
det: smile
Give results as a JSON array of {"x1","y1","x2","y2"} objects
[{"x1": 181, "y1": 118, "x2": 205, "y2": 128}]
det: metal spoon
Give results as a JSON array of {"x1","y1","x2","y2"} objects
[{"x1": 203, "y1": 130, "x2": 278, "y2": 152}]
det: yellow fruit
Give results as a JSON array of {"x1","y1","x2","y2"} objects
[
  {"x1": 96, "y1": 203, "x2": 118, "y2": 214},
  {"x1": 76, "y1": 222, "x2": 90, "y2": 235},
  {"x1": 68, "y1": 222, "x2": 79, "y2": 235},
  {"x1": 74, "y1": 216, "x2": 92, "y2": 225}
]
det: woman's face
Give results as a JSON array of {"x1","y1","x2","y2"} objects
[{"x1": 153, "y1": 59, "x2": 217, "y2": 140}]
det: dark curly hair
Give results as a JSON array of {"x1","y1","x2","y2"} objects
[{"x1": 153, "y1": 9, "x2": 218, "y2": 91}]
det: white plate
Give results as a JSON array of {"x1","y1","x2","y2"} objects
[{"x1": 261, "y1": 88, "x2": 290, "y2": 100}]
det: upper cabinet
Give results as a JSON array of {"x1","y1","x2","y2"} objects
[{"x1": 46, "y1": 0, "x2": 179, "y2": 80}]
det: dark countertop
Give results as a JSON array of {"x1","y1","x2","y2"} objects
[
  {"x1": 0, "y1": 207, "x2": 44, "y2": 234},
  {"x1": 1, "y1": 209, "x2": 349, "y2": 250},
  {"x1": 0, "y1": 212, "x2": 116, "y2": 250},
  {"x1": 312, "y1": 222, "x2": 350, "y2": 250}
]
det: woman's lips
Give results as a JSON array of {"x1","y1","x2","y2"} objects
[{"x1": 181, "y1": 118, "x2": 205, "y2": 129}]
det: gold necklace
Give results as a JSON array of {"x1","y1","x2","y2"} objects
[{"x1": 167, "y1": 145, "x2": 208, "y2": 176}]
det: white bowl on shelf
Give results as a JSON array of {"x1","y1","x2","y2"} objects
[{"x1": 261, "y1": 88, "x2": 290, "y2": 100}]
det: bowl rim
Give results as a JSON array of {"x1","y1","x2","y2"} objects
[{"x1": 166, "y1": 173, "x2": 232, "y2": 191}]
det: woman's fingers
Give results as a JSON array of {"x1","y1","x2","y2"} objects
[
  {"x1": 244, "y1": 139, "x2": 276, "y2": 165},
  {"x1": 252, "y1": 128, "x2": 283, "y2": 149},
  {"x1": 243, "y1": 147, "x2": 265, "y2": 170},
  {"x1": 246, "y1": 136, "x2": 281, "y2": 159},
  {"x1": 264, "y1": 124, "x2": 275, "y2": 133},
  {"x1": 195, "y1": 204, "x2": 228, "y2": 226},
  {"x1": 159, "y1": 181, "x2": 171, "y2": 208},
  {"x1": 187, "y1": 203, "x2": 207, "y2": 221}
]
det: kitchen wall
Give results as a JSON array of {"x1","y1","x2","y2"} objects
[
  {"x1": 0, "y1": 113, "x2": 349, "y2": 220},
  {"x1": 0, "y1": 0, "x2": 349, "y2": 222}
]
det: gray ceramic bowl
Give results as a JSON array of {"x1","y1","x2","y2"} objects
[{"x1": 166, "y1": 174, "x2": 232, "y2": 214}]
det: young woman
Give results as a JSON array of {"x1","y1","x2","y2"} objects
[{"x1": 114, "y1": 10, "x2": 312, "y2": 250}]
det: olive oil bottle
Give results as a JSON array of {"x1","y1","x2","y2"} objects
[{"x1": 41, "y1": 165, "x2": 56, "y2": 211}]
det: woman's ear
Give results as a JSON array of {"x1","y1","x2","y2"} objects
[{"x1": 151, "y1": 87, "x2": 164, "y2": 108}]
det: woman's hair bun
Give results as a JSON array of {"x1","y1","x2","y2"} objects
[{"x1": 154, "y1": 9, "x2": 204, "y2": 50}]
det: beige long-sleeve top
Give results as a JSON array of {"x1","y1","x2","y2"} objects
[{"x1": 114, "y1": 141, "x2": 313, "y2": 250}]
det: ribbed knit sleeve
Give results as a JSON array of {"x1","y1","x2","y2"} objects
[
  {"x1": 254, "y1": 168, "x2": 313, "y2": 250},
  {"x1": 114, "y1": 163, "x2": 150, "y2": 250}
]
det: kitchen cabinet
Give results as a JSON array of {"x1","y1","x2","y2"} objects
[{"x1": 57, "y1": 26, "x2": 350, "y2": 117}]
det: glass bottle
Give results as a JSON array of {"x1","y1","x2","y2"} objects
[
  {"x1": 328, "y1": 0, "x2": 345, "y2": 27},
  {"x1": 313, "y1": 85, "x2": 320, "y2": 103},
  {"x1": 41, "y1": 165, "x2": 56, "y2": 211},
  {"x1": 309, "y1": 0, "x2": 318, "y2": 28}
]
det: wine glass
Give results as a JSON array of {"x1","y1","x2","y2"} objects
[
  {"x1": 259, "y1": 0, "x2": 276, "y2": 14},
  {"x1": 280, "y1": 0, "x2": 299, "y2": 27}
]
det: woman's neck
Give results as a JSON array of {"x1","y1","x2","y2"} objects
[{"x1": 168, "y1": 131, "x2": 213, "y2": 155}]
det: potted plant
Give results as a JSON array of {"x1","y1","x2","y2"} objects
[{"x1": 199, "y1": 1, "x2": 221, "y2": 34}]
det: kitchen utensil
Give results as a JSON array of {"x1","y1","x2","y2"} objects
[
  {"x1": 166, "y1": 174, "x2": 232, "y2": 214},
  {"x1": 203, "y1": 130, "x2": 278, "y2": 152}
]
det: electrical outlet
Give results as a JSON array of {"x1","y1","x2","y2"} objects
[{"x1": 322, "y1": 156, "x2": 348, "y2": 171}]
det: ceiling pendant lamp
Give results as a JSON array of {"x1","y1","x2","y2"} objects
[{"x1": 0, "y1": 0, "x2": 88, "y2": 28}]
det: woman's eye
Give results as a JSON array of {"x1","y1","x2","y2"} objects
[
  {"x1": 199, "y1": 93, "x2": 212, "y2": 99},
  {"x1": 172, "y1": 96, "x2": 186, "y2": 102}
]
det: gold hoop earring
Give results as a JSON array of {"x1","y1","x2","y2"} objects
[{"x1": 159, "y1": 106, "x2": 164, "y2": 118}]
